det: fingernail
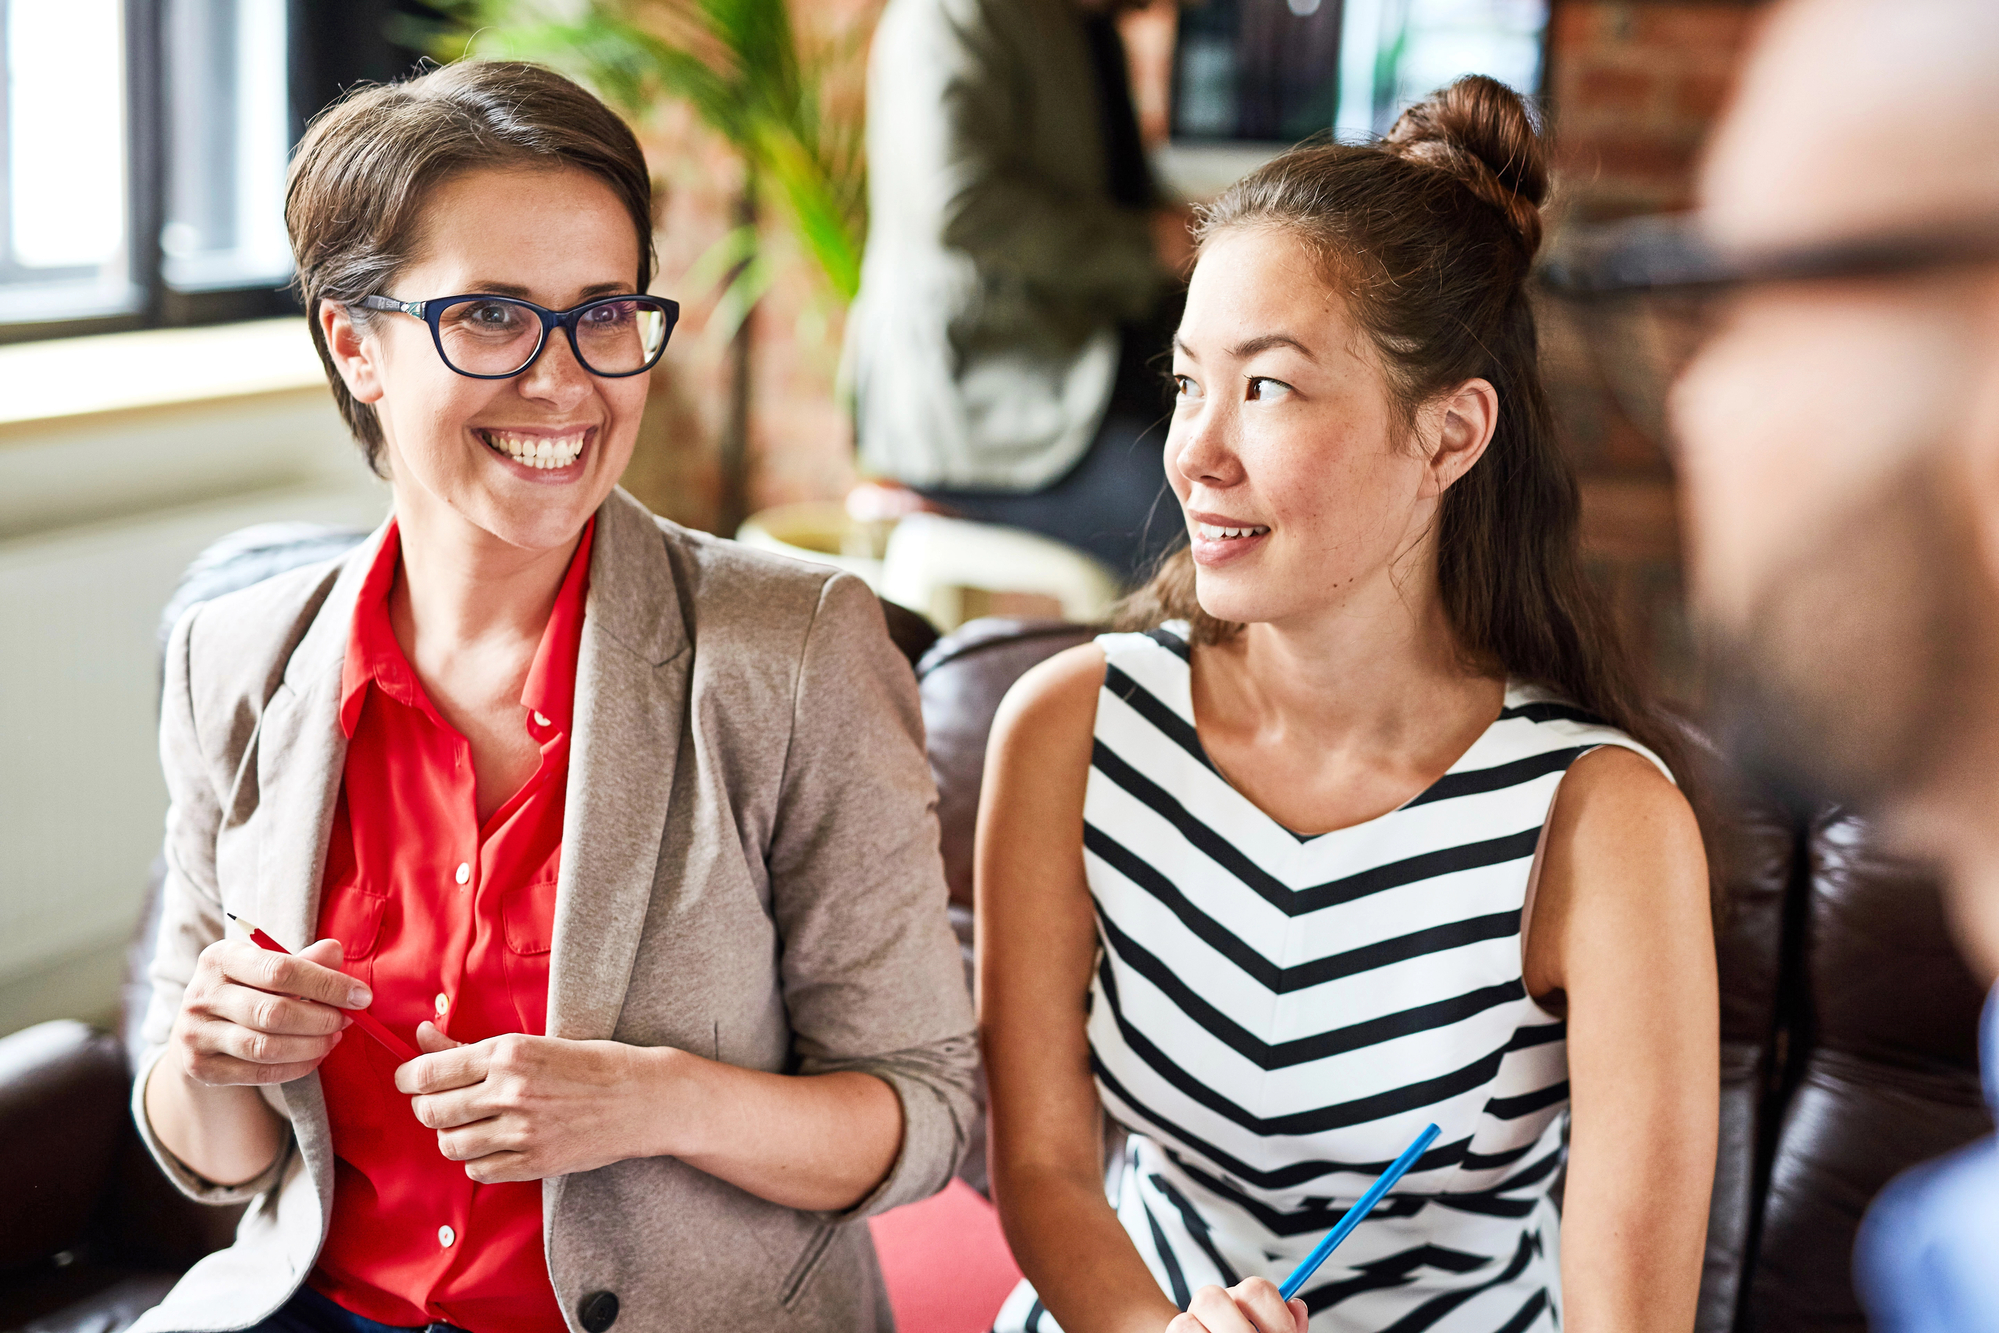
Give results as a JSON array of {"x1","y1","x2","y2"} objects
[{"x1": 349, "y1": 986, "x2": 371, "y2": 1008}]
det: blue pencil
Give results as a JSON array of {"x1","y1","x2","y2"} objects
[{"x1": 1277, "y1": 1123, "x2": 1442, "y2": 1302}]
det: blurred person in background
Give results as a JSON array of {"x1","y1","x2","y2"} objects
[
  {"x1": 979, "y1": 77, "x2": 1716, "y2": 1333},
  {"x1": 132, "y1": 60, "x2": 973, "y2": 1333},
  {"x1": 1631, "y1": 0, "x2": 1999, "y2": 1326},
  {"x1": 850, "y1": 0, "x2": 1190, "y2": 586}
]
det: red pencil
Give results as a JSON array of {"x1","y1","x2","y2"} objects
[{"x1": 226, "y1": 912, "x2": 419, "y2": 1063}]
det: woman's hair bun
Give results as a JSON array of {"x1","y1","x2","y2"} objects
[{"x1": 1383, "y1": 75, "x2": 1549, "y2": 256}]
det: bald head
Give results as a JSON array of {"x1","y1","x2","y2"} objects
[{"x1": 1701, "y1": 0, "x2": 1999, "y2": 248}]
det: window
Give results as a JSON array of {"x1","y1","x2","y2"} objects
[
  {"x1": 1171, "y1": 0, "x2": 1550, "y2": 144},
  {"x1": 161, "y1": 0, "x2": 293, "y2": 293},
  {"x1": 1, "y1": 0, "x2": 136, "y2": 324},
  {"x1": 0, "y1": 0, "x2": 428, "y2": 344}
]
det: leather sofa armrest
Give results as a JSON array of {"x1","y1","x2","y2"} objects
[{"x1": 0, "y1": 1022, "x2": 128, "y2": 1270}]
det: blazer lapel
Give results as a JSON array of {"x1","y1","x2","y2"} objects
[
  {"x1": 546, "y1": 491, "x2": 690, "y2": 1042},
  {"x1": 255, "y1": 527, "x2": 381, "y2": 953}
]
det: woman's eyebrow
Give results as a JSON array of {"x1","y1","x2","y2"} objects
[
  {"x1": 458, "y1": 280, "x2": 632, "y2": 299},
  {"x1": 1228, "y1": 332, "x2": 1317, "y2": 361}
]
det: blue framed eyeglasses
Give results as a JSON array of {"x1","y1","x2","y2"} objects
[{"x1": 356, "y1": 292, "x2": 680, "y2": 380}]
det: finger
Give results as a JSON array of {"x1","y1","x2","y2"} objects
[
  {"x1": 211, "y1": 1020, "x2": 343, "y2": 1069},
  {"x1": 415, "y1": 1020, "x2": 464, "y2": 1054},
  {"x1": 396, "y1": 1039, "x2": 488, "y2": 1095},
  {"x1": 1186, "y1": 1286, "x2": 1257, "y2": 1333},
  {"x1": 188, "y1": 1054, "x2": 330, "y2": 1087},
  {"x1": 1225, "y1": 1278, "x2": 1296, "y2": 1333},
  {"x1": 463, "y1": 1150, "x2": 536, "y2": 1185},
  {"x1": 296, "y1": 937, "x2": 346, "y2": 969},
  {"x1": 206, "y1": 983, "x2": 350, "y2": 1037},
  {"x1": 1288, "y1": 1298, "x2": 1307, "y2": 1333},
  {"x1": 183, "y1": 1031, "x2": 339, "y2": 1086},
  {"x1": 436, "y1": 1117, "x2": 513, "y2": 1163},
  {"x1": 222, "y1": 942, "x2": 371, "y2": 1010},
  {"x1": 410, "y1": 1086, "x2": 487, "y2": 1131}
]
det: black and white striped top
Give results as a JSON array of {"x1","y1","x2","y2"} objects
[{"x1": 993, "y1": 624, "x2": 1669, "y2": 1333}]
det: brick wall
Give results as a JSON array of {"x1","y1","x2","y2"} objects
[{"x1": 1543, "y1": 1, "x2": 1767, "y2": 695}]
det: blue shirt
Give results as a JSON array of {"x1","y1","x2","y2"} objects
[{"x1": 1855, "y1": 985, "x2": 1999, "y2": 1332}]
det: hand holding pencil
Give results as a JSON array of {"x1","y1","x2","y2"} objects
[{"x1": 163, "y1": 917, "x2": 402, "y2": 1089}]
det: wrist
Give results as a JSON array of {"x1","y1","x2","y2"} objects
[{"x1": 631, "y1": 1043, "x2": 714, "y2": 1161}]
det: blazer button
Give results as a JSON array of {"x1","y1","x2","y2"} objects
[{"x1": 578, "y1": 1291, "x2": 619, "y2": 1332}]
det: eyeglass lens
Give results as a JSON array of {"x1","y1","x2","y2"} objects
[{"x1": 435, "y1": 297, "x2": 670, "y2": 377}]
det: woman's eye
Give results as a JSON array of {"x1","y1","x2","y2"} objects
[
  {"x1": 1246, "y1": 376, "x2": 1292, "y2": 401},
  {"x1": 1171, "y1": 374, "x2": 1199, "y2": 400},
  {"x1": 452, "y1": 301, "x2": 526, "y2": 333},
  {"x1": 583, "y1": 301, "x2": 635, "y2": 327}
]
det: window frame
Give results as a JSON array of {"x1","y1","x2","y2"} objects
[{"x1": 0, "y1": 0, "x2": 427, "y2": 347}]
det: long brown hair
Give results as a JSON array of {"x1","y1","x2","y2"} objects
[{"x1": 1120, "y1": 76, "x2": 1695, "y2": 798}]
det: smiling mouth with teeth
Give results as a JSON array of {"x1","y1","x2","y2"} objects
[
  {"x1": 1196, "y1": 523, "x2": 1271, "y2": 540},
  {"x1": 479, "y1": 428, "x2": 588, "y2": 470}
]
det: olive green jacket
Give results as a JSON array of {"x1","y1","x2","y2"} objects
[{"x1": 850, "y1": 0, "x2": 1168, "y2": 490}]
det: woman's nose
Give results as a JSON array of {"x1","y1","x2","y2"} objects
[
  {"x1": 1170, "y1": 399, "x2": 1241, "y2": 489},
  {"x1": 516, "y1": 330, "x2": 594, "y2": 407}
]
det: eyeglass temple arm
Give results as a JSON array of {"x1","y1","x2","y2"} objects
[{"x1": 356, "y1": 295, "x2": 426, "y2": 317}]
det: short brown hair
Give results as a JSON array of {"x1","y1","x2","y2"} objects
[{"x1": 286, "y1": 61, "x2": 656, "y2": 475}]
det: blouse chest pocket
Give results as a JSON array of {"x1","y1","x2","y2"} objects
[
  {"x1": 318, "y1": 887, "x2": 388, "y2": 960},
  {"x1": 316, "y1": 886, "x2": 388, "y2": 992},
  {"x1": 501, "y1": 876, "x2": 559, "y2": 955}
]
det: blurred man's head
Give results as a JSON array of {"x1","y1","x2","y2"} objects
[{"x1": 1672, "y1": 0, "x2": 1999, "y2": 922}]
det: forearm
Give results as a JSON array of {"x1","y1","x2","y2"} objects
[
  {"x1": 1560, "y1": 1082, "x2": 1716, "y2": 1331},
  {"x1": 142, "y1": 1054, "x2": 289, "y2": 1188},
  {"x1": 646, "y1": 1047, "x2": 904, "y2": 1212},
  {"x1": 995, "y1": 1160, "x2": 1178, "y2": 1333}
]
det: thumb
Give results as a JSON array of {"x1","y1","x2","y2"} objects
[
  {"x1": 1289, "y1": 1299, "x2": 1308, "y2": 1333},
  {"x1": 415, "y1": 1020, "x2": 463, "y2": 1054},
  {"x1": 297, "y1": 937, "x2": 345, "y2": 968}
]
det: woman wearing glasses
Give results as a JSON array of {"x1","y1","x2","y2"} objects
[
  {"x1": 129, "y1": 61, "x2": 974, "y2": 1333},
  {"x1": 979, "y1": 78, "x2": 1716, "y2": 1332}
]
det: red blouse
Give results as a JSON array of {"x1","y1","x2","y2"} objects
[{"x1": 307, "y1": 518, "x2": 593, "y2": 1332}]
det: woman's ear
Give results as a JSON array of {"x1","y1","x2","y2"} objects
[
  {"x1": 321, "y1": 301, "x2": 387, "y2": 405},
  {"x1": 1421, "y1": 378, "x2": 1499, "y2": 498}
]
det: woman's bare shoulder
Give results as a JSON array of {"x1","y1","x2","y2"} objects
[
  {"x1": 1556, "y1": 743, "x2": 1699, "y2": 843},
  {"x1": 990, "y1": 641, "x2": 1108, "y2": 751}
]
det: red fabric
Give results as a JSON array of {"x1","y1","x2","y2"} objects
[
  {"x1": 307, "y1": 518, "x2": 593, "y2": 1333},
  {"x1": 868, "y1": 1180, "x2": 1025, "y2": 1333}
]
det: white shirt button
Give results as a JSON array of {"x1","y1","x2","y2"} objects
[
  {"x1": 454, "y1": 862, "x2": 471, "y2": 885},
  {"x1": 532, "y1": 711, "x2": 550, "y2": 727},
  {"x1": 435, "y1": 992, "x2": 449, "y2": 1015},
  {"x1": 438, "y1": 1224, "x2": 455, "y2": 1248}
]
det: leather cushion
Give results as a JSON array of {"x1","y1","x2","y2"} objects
[
  {"x1": 917, "y1": 618, "x2": 1097, "y2": 908},
  {"x1": 0, "y1": 1022, "x2": 126, "y2": 1269}
]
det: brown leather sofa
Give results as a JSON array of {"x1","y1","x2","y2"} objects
[{"x1": 0, "y1": 595, "x2": 1989, "y2": 1331}]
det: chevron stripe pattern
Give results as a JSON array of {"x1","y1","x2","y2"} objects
[{"x1": 992, "y1": 624, "x2": 1671, "y2": 1333}]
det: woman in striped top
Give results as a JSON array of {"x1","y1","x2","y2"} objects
[{"x1": 978, "y1": 77, "x2": 1716, "y2": 1333}]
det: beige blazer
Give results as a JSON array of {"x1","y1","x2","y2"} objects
[
  {"x1": 849, "y1": 0, "x2": 1168, "y2": 491},
  {"x1": 129, "y1": 490, "x2": 978, "y2": 1333}
]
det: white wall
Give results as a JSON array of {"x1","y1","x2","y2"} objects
[{"x1": 0, "y1": 327, "x2": 386, "y2": 1035}]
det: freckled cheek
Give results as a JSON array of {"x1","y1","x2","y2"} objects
[
  {"x1": 596, "y1": 381, "x2": 650, "y2": 468},
  {"x1": 1255, "y1": 442, "x2": 1391, "y2": 547}
]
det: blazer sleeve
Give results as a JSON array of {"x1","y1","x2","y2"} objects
[
  {"x1": 766, "y1": 573, "x2": 980, "y2": 1217},
  {"x1": 128, "y1": 603, "x2": 293, "y2": 1204},
  {"x1": 922, "y1": 0, "x2": 1164, "y2": 320}
]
